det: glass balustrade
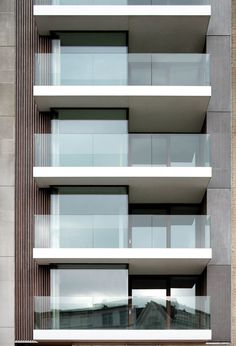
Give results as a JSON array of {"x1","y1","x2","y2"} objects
[
  {"x1": 34, "y1": 1, "x2": 210, "y2": 6},
  {"x1": 34, "y1": 295, "x2": 210, "y2": 330},
  {"x1": 35, "y1": 53, "x2": 210, "y2": 86},
  {"x1": 34, "y1": 214, "x2": 210, "y2": 249},
  {"x1": 34, "y1": 134, "x2": 211, "y2": 167}
]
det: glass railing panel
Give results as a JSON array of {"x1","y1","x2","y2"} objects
[
  {"x1": 169, "y1": 296, "x2": 210, "y2": 329},
  {"x1": 35, "y1": 53, "x2": 210, "y2": 86},
  {"x1": 167, "y1": 134, "x2": 211, "y2": 167},
  {"x1": 131, "y1": 215, "x2": 210, "y2": 248},
  {"x1": 34, "y1": 296, "x2": 210, "y2": 330},
  {"x1": 132, "y1": 296, "x2": 210, "y2": 330},
  {"x1": 151, "y1": 54, "x2": 210, "y2": 86},
  {"x1": 169, "y1": 215, "x2": 211, "y2": 248},
  {"x1": 34, "y1": 215, "x2": 210, "y2": 249},
  {"x1": 129, "y1": 134, "x2": 152, "y2": 166},
  {"x1": 129, "y1": 134, "x2": 211, "y2": 167},
  {"x1": 34, "y1": 214, "x2": 129, "y2": 248},
  {"x1": 34, "y1": 1, "x2": 210, "y2": 6},
  {"x1": 34, "y1": 134, "x2": 129, "y2": 167},
  {"x1": 34, "y1": 296, "x2": 130, "y2": 330},
  {"x1": 61, "y1": 53, "x2": 128, "y2": 86},
  {"x1": 130, "y1": 214, "x2": 167, "y2": 248},
  {"x1": 34, "y1": 134, "x2": 210, "y2": 167}
]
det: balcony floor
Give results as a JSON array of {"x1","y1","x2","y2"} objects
[
  {"x1": 34, "y1": 86, "x2": 211, "y2": 132},
  {"x1": 33, "y1": 166, "x2": 212, "y2": 203},
  {"x1": 34, "y1": 5, "x2": 210, "y2": 53},
  {"x1": 33, "y1": 248, "x2": 212, "y2": 274},
  {"x1": 33, "y1": 329, "x2": 212, "y2": 342}
]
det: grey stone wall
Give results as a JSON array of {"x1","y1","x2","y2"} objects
[
  {"x1": 206, "y1": 0, "x2": 231, "y2": 342},
  {"x1": 0, "y1": 0, "x2": 15, "y2": 345}
]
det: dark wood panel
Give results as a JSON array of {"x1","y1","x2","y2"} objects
[{"x1": 16, "y1": 0, "x2": 51, "y2": 341}]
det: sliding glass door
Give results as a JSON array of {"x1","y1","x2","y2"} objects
[{"x1": 50, "y1": 186, "x2": 129, "y2": 248}]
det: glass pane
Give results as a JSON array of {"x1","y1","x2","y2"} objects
[
  {"x1": 34, "y1": 296, "x2": 210, "y2": 330},
  {"x1": 152, "y1": 136, "x2": 168, "y2": 166},
  {"x1": 51, "y1": 268, "x2": 129, "y2": 299},
  {"x1": 35, "y1": 53, "x2": 210, "y2": 86},
  {"x1": 131, "y1": 215, "x2": 167, "y2": 248},
  {"x1": 51, "y1": 191, "x2": 128, "y2": 215},
  {"x1": 56, "y1": 134, "x2": 92, "y2": 166},
  {"x1": 170, "y1": 215, "x2": 196, "y2": 248},
  {"x1": 128, "y1": 54, "x2": 151, "y2": 85},
  {"x1": 93, "y1": 134, "x2": 128, "y2": 166},
  {"x1": 152, "y1": 215, "x2": 167, "y2": 247},
  {"x1": 171, "y1": 277, "x2": 197, "y2": 310},
  {"x1": 152, "y1": 54, "x2": 210, "y2": 86},
  {"x1": 130, "y1": 135, "x2": 151, "y2": 166},
  {"x1": 34, "y1": 214, "x2": 210, "y2": 248},
  {"x1": 60, "y1": 53, "x2": 128, "y2": 85},
  {"x1": 58, "y1": 215, "x2": 93, "y2": 247},
  {"x1": 50, "y1": 190, "x2": 128, "y2": 248},
  {"x1": 93, "y1": 215, "x2": 128, "y2": 248},
  {"x1": 35, "y1": 134, "x2": 210, "y2": 167},
  {"x1": 132, "y1": 294, "x2": 167, "y2": 329},
  {"x1": 49, "y1": 134, "x2": 129, "y2": 167},
  {"x1": 170, "y1": 135, "x2": 197, "y2": 167},
  {"x1": 131, "y1": 215, "x2": 152, "y2": 248}
]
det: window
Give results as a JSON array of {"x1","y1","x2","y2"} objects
[
  {"x1": 51, "y1": 265, "x2": 129, "y2": 301},
  {"x1": 50, "y1": 109, "x2": 128, "y2": 167},
  {"x1": 52, "y1": 32, "x2": 128, "y2": 85}
]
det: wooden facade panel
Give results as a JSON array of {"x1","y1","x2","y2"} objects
[{"x1": 16, "y1": 0, "x2": 51, "y2": 341}]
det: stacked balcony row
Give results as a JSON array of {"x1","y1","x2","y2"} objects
[{"x1": 32, "y1": 3, "x2": 213, "y2": 343}]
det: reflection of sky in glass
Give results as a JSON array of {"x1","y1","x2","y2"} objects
[
  {"x1": 131, "y1": 287, "x2": 198, "y2": 311},
  {"x1": 51, "y1": 194, "x2": 128, "y2": 215},
  {"x1": 132, "y1": 289, "x2": 167, "y2": 308},
  {"x1": 55, "y1": 296, "x2": 129, "y2": 311},
  {"x1": 51, "y1": 269, "x2": 128, "y2": 301},
  {"x1": 171, "y1": 286, "x2": 196, "y2": 311}
]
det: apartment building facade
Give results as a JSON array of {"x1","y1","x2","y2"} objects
[{"x1": 0, "y1": 0, "x2": 233, "y2": 345}]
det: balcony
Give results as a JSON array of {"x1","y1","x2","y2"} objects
[
  {"x1": 33, "y1": 214, "x2": 211, "y2": 274},
  {"x1": 34, "y1": 53, "x2": 211, "y2": 132},
  {"x1": 33, "y1": 295, "x2": 211, "y2": 342},
  {"x1": 33, "y1": 1, "x2": 211, "y2": 54},
  {"x1": 33, "y1": 134, "x2": 212, "y2": 203}
]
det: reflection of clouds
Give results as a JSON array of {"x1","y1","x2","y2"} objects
[
  {"x1": 58, "y1": 296, "x2": 128, "y2": 311},
  {"x1": 171, "y1": 287, "x2": 196, "y2": 310},
  {"x1": 131, "y1": 289, "x2": 197, "y2": 311},
  {"x1": 35, "y1": 295, "x2": 210, "y2": 330},
  {"x1": 55, "y1": 269, "x2": 128, "y2": 298}
]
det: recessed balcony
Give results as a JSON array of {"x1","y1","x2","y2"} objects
[
  {"x1": 33, "y1": 214, "x2": 211, "y2": 274},
  {"x1": 33, "y1": 133, "x2": 212, "y2": 203},
  {"x1": 33, "y1": 295, "x2": 211, "y2": 342},
  {"x1": 34, "y1": 53, "x2": 211, "y2": 132},
  {"x1": 33, "y1": 1, "x2": 211, "y2": 53}
]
